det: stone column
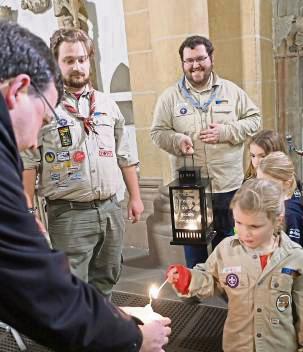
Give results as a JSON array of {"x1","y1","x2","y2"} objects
[
  {"x1": 123, "y1": 0, "x2": 209, "y2": 266},
  {"x1": 208, "y1": 0, "x2": 275, "y2": 128},
  {"x1": 273, "y1": 0, "x2": 303, "y2": 178}
]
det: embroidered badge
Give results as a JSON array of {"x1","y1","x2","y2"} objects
[
  {"x1": 94, "y1": 112, "x2": 107, "y2": 117},
  {"x1": 99, "y1": 149, "x2": 113, "y2": 157},
  {"x1": 64, "y1": 160, "x2": 72, "y2": 168},
  {"x1": 73, "y1": 151, "x2": 86, "y2": 163},
  {"x1": 289, "y1": 228, "x2": 300, "y2": 240},
  {"x1": 70, "y1": 172, "x2": 82, "y2": 181},
  {"x1": 270, "y1": 318, "x2": 280, "y2": 326},
  {"x1": 57, "y1": 151, "x2": 70, "y2": 162},
  {"x1": 281, "y1": 267, "x2": 300, "y2": 277},
  {"x1": 44, "y1": 151, "x2": 55, "y2": 163},
  {"x1": 58, "y1": 118, "x2": 68, "y2": 127},
  {"x1": 180, "y1": 107, "x2": 187, "y2": 115},
  {"x1": 50, "y1": 173, "x2": 60, "y2": 181},
  {"x1": 225, "y1": 273, "x2": 239, "y2": 288},
  {"x1": 276, "y1": 294, "x2": 291, "y2": 312},
  {"x1": 58, "y1": 126, "x2": 72, "y2": 147},
  {"x1": 51, "y1": 164, "x2": 63, "y2": 171},
  {"x1": 222, "y1": 266, "x2": 241, "y2": 274}
]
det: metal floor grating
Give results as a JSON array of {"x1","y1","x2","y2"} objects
[
  {"x1": 0, "y1": 323, "x2": 53, "y2": 352},
  {"x1": 112, "y1": 290, "x2": 227, "y2": 352},
  {"x1": 0, "y1": 291, "x2": 226, "y2": 351}
]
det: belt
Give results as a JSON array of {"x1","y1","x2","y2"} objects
[{"x1": 47, "y1": 196, "x2": 115, "y2": 209}]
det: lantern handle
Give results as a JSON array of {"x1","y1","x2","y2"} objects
[{"x1": 183, "y1": 154, "x2": 195, "y2": 169}]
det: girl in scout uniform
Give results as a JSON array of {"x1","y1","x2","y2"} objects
[
  {"x1": 244, "y1": 129, "x2": 287, "y2": 181},
  {"x1": 167, "y1": 178, "x2": 303, "y2": 352},
  {"x1": 257, "y1": 151, "x2": 303, "y2": 246}
]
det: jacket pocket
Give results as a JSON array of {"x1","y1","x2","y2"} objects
[
  {"x1": 211, "y1": 104, "x2": 236, "y2": 123},
  {"x1": 270, "y1": 274, "x2": 293, "y2": 293},
  {"x1": 94, "y1": 116, "x2": 115, "y2": 148}
]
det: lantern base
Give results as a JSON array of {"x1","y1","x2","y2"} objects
[{"x1": 170, "y1": 225, "x2": 216, "y2": 246}]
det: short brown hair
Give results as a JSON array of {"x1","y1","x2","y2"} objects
[{"x1": 50, "y1": 28, "x2": 94, "y2": 60}]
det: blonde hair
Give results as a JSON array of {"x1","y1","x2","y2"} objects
[
  {"x1": 258, "y1": 151, "x2": 297, "y2": 197},
  {"x1": 245, "y1": 129, "x2": 287, "y2": 180},
  {"x1": 230, "y1": 179, "x2": 284, "y2": 232}
]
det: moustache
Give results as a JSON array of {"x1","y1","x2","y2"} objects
[{"x1": 70, "y1": 71, "x2": 85, "y2": 77}]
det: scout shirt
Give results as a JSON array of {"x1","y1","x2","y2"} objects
[
  {"x1": 151, "y1": 73, "x2": 261, "y2": 193},
  {"x1": 180, "y1": 233, "x2": 303, "y2": 352},
  {"x1": 22, "y1": 88, "x2": 138, "y2": 202}
]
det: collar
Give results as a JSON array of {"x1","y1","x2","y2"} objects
[
  {"x1": 184, "y1": 72, "x2": 222, "y2": 93},
  {"x1": 230, "y1": 231, "x2": 302, "y2": 253},
  {"x1": 64, "y1": 85, "x2": 91, "y2": 100}
]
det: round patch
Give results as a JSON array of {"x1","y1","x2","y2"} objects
[
  {"x1": 225, "y1": 273, "x2": 239, "y2": 288},
  {"x1": 180, "y1": 107, "x2": 187, "y2": 115},
  {"x1": 44, "y1": 152, "x2": 55, "y2": 163},
  {"x1": 276, "y1": 294, "x2": 291, "y2": 312},
  {"x1": 58, "y1": 118, "x2": 68, "y2": 127},
  {"x1": 73, "y1": 151, "x2": 85, "y2": 163}
]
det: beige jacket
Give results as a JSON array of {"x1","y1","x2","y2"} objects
[
  {"x1": 181, "y1": 233, "x2": 303, "y2": 352},
  {"x1": 22, "y1": 88, "x2": 138, "y2": 202},
  {"x1": 150, "y1": 73, "x2": 261, "y2": 193}
]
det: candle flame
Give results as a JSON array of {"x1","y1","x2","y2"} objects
[{"x1": 149, "y1": 285, "x2": 159, "y2": 299}]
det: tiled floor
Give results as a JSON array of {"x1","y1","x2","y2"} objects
[{"x1": 115, "y1": 246, "x2": 227, "y2": 309}]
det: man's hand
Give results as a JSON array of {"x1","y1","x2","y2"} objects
[
  {"x1": 199, "y1": 123, "x2": 221, "y2": 144},
  {"x1": 179, "y1": 135, "x2": 194, "y2": 154},
  {"x1": 139, "y1": 318, "x2": 171, "y2": 352},
  {"x1": 128, "y1": 197, "x2": 144, "y2": 224}
]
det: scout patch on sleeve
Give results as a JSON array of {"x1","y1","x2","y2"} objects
[
  {"x1": 225, "y1": 273, "x2": 239, "y2": 288},
  {"x1": 56, "y1": 151, "x2": 70, "y2": 162},
  {"x1": 58, "y1": 126, "x2": 72, "y2": 147},
  {"x1": 281, "y1": 267, "x2": 300, "y2": 277},
  {"x1": 44, "y1": 151, "x2": 55, "y2": 163},
  {"x1": 99, "y1": 149, "x2": 113, "y2": 157},
  {"x1": 222, "y1": 266, "x2": 241, "y2": 274},
  {"x1": 276, "y1": 294, "x2": 291, "y2": 312}
]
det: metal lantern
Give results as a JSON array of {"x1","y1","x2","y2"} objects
[{"x1": 168, "y1": 164, "x2": 216, "y2": 245}]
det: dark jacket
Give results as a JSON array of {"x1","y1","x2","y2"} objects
[
  {"x1": 285, "y1": 189, "x2": 303, "y2": 246},
  {"x1": 0, "y1": 93, "x2": 142, "y2": 352}
]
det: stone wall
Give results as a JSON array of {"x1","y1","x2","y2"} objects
[{"x1": 273, "y1": 0, "x2": 303, "y2": 177}]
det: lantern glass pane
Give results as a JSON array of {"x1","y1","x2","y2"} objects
[
  {"x1": 206, "y1": 193, "x2": 213, "y2": 225},
  {"x1": 172, "y1": 189, "x2": 202, "y2": 230}
]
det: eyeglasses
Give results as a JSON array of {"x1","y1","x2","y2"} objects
[
  {"x1": 31, "y1": 82, "x2": 60, "y2": 124},
  {"x1": 183, "y1": 56, "x2": 209, "y2": 65}
]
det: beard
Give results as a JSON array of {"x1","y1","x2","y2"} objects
[
  {"x1": 184, "y1": 64, "x2": 213, "y2": 89},
  {"x1": 63, "y1": 71, "x2": 90, "y2": 89}
]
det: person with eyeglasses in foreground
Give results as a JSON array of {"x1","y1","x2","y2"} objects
[
  {"x1": 151, "y1": 35, "x2": 262, "y2": 268},
  {"x1": 22, "y1": 27, "x2": 144, "y2": 298},
  {"x1": 0, "y1": 21, "x2": 170, "y2": 352}
]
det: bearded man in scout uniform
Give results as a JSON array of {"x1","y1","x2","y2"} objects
[
  {"x1": 22, "y1": 28, "x2": 144, "y2": 297},
  {"x1": 151, "y1": 35, "x2": 261, "y2": 267}
]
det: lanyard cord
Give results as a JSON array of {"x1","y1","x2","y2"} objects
[
  {"x1": 178, "y1": 76, "x2": 218, "y2": 112},
  {"x1": 178, "y1": 76, "x2": 216, "y2": 189}
]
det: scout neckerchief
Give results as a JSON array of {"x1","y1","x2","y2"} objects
[
  {"x1": 62, "y1": 89, "x2": 97, "y2": 135},
  {"x1": 178, "y1": 76, "x2": 218, "y2": 112}
]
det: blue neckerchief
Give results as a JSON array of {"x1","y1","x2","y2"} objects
[{"x1": 178, "y1": 76, "x2": 217, "y2": 113}]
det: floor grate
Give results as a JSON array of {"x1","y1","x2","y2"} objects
[
  {"x1": 0, "y1": 291, "x2": 226, "y2": 351},
  {"x1": 112, "y1": 291, "x2": 227, "y2": 352}
]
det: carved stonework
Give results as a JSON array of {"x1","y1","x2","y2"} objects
[
  {"x1": 53, "y1": 0, "x2": 88, "y2": 31},
  {"x1": 286, "y1": 16, "x2": 303, "y2": 52},
  {"x1": 0, "y1": 6, "x2": 13, "y2": 20},
  {"x1": 21, "y1": 0, "x2": 50, "y2": 14}
]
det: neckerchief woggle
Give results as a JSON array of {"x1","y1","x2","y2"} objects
[{"x1": 178, "y1": 76, "x2": 218, "y2": 112}]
